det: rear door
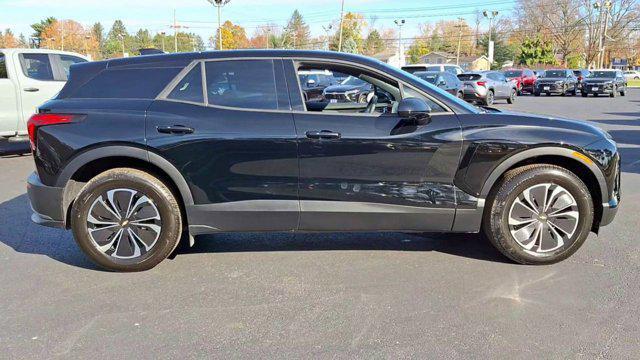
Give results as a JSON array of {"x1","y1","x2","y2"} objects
[
  {"x1": 148, "y1": 58, "x2": 300, "y2": 233},
  {"x1": 0, "y1": 52, "x2": 20, "y2": 136},
  {"x1": 286, "y1": 59, "x2": 462, "y2": 232},
  {"x1": 14, "y1": 52, "x2": 66, "y2": 134}
]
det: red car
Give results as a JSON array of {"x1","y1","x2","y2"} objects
[{"x1": 503, "y1": 68, "x2": 537, "y2": 94}]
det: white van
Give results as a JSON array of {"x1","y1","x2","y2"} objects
[
  {"x1": 0, "y1": 48, "x2": 88, "y2": 141},
  {"x1": 402, "y1": 63, "x2": 464, "y2": 75}
]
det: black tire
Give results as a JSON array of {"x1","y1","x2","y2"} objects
[
  {"x1": 507, "y1": 89, "x2": 516, "y2": 104},
  {"x1": 593, "y1": 93, "x2": 598, "y2": 97},
  {"x1": 561, "y1": 85, "x2": 568, "y2": 96},
  {"x1": 483, "y1": 90, "x2": 494, "y2": 106},
  {"x1": 70, "y1": 168, "x2": 183, "y2": 272},
  {"x1": 610, "y1": 86, "x2": 617, "y2": 98},
  {"x1": 620, "y1": 87, "x2": 626, "y2": 96},
  {"x1": 534, "y1": 91, "x2": 540, "y2": 97},
  {"x1": 457, "y1": 91, "x2": 464, "y2": 99},
  {"x1": 571, "y1": 86, "x2": 577, "y2": 96},
  {"x1": 545, "y1": 92, "x2": 551, "y2": 96},
  {"x1": 483, "y1": 164, "x2": 594, "y2": 265},
  {"x1": 582, "y1": 92, "x2": 588, "y2": 97}
]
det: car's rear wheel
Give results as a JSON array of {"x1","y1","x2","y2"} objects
[
  {"x1": 71, "y1": 168, "x2": 182, "y2": 272},
  {"x1": 507, "y1": 89, "x2": 516, "y2": 104},
  {"x1": 610, "y1": 86, "x2": 617, "y2": 98},
  {"x1": 483, "y1": 164, "x2": 593, "y2": 265},
  {"x1": 620, "y1": 87, "x2": 626, "y2": 96},
  {"x1": 582, "y1": 92, "x2": 588, "y2": 97},
  {"x1": 483, "y1": 90, "x2": 494, "y2": 106}
]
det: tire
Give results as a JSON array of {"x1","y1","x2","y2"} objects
[
  {"x1": 582, "y1": 92, "x2": 588, "y2": 97},
  {"x1": 561, "y1": 85, "x2": 568, "y2": 96},
  {"x1": 593, "y1": 93, "x2": 598, "y2": 97},
  {"x1": 483, "y1": 164, "x2": 593, "y2": 265},
  {"x1": 457, "y1": 91, "x2": 464, "y2": 99},
  {"x1": 610, "y1": 86, "x2": 617, "y2": 98},
  {"x1": 534, "y1": 91, "x2": 540, "y2": 97},
  {"x1": 483, "y1": 90, "x2": 494, "y2": 106},
  {"x1": 70, "y1": 168, "x2": 183, "y2": 272},
  {"x1": 507, "y1": 89, "x2": 516, "y2": 104},
  {"x1": 620, "y1": 87, "x2": 626, "y2": 96}
]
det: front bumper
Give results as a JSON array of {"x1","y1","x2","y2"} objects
[
  {"x1": 583, "y1": 84, "x2": 614, "y2": 94},
  {"x1": 27, "y1": 172, "x2": 65, "y2": 228},
  {"x1": 535, "y1": 84, "x2": 565, "y2": 93}
]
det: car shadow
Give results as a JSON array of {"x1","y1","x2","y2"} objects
[{"x1": 0, "y1": 193, "x2": 511, "y2": 269}]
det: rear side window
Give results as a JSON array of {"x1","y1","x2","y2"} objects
[
  {"x1": 458, "y1": 74, "x2": 481, "y2": 81},
  {"x1": 72, "y1": 67, "x2": 182, "y2": 99},
  {"x1": 425, "y1": 66, "x2": 441, "y2": 71},
  {"x1": 58, "y1": 55, "x2": 87, "y2": 80},
  {"x1": 0, "y1": 53, "x2": 7, "y2": 78},
  {"x1": 205, "y1": 60, "x2": 278, "y2": 110},
  {"x1": 444, "y1": 66, "x2": 458, "y2": 74},
  {"x1": 20, "y1": 54, "x2": 54, "y2": 81},
  {"x1": 167, "y1": 65, "x2": 204, "y2": 103}
]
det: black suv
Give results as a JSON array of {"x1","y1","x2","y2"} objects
[
  {"x1": 534, "y1": 69, "x2": 578, "y2": 96},
  {"x1": 582, "y1": 70, "x2": 627, "y2": 97},
  {"x1": 27, "y1": 50, "x2": 620, "y2": 271}
]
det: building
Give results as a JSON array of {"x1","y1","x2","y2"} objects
[
  {"x1": 418, "y1": 52, "x2": 491, "y2": 71},
  {"x1": 418, "y1": 51, "x2": 457, "y2": 65},
  {"x1": 371, "y1": 50, "x2": 405, "y2": 68}
]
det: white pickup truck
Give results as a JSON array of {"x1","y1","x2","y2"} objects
[{"x1": 0, "y1": 48, "x2": 88, "y2": 142}]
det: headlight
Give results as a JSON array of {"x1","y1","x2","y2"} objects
[
  {"x1": 344, "y1": 89, "x2": 360, "y2": 95},
  {"x1": 555, "y1": 81, "x2": 564, "y2": 84}
]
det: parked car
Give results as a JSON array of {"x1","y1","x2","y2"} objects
[
  {"x1": 0, "y1": 48, "x2": 88, "y2": 142},
  {"x1": 503, "y1": 68, "x2": 537, "y2": 95},
  {"x1": 298, "y1": 69, "x2": 339, "y2": 101},
  {"x1": 321, "y1": 75, "x2": 373, "y2": 103},
  {"x1": 402, "y1": 63, "x2": 464, "y2": 75},
  {"x1": 623, "y1": 70, "x2": 640, "y2": 80},
  {"x1": 413, "y1": 71, "x2": 463, "y2": 98},
  {"x1": 458, "y1": 71, "x2": 517, "y2": 105},
  {"x1": 534, "y1": 69, "x2": 578, "y2": 96},
  {"x1": 27, "y1": 50, "x2": 620, "y2": 271},
  {"x1": 572, "y1": 69, "x2": 591, "y2": 92},
  {"x1": 582, "y1": 69, "x2": 627, "y2": 97}
]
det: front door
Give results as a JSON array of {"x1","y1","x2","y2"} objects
[
  {"x1": 147, "y1": 59, "x2": 299, "y2": 233},
  {"x1": 286, "y1": 60, "x2": 463, "y2": 232}
]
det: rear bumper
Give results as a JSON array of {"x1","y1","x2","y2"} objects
[{"x1": 27, "y1": 172, "x2": 65, "y2": 228}]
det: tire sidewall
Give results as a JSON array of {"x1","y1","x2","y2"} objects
[
  {"x1": 489, "y1": 167, "x2": 593, "y2": 264},
  {"x1": 71, "y1": 171, "x2": 182, "y2": 271}
]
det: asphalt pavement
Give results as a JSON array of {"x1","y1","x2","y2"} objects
[{"x1": 1, "y1": 90, "x2": 639, "y2": 358}]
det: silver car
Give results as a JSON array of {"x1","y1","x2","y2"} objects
[{"x1": 458, "y1": 71, "x2": 518, "y2": 105}]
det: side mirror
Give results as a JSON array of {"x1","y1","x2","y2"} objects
[{"x1": 398, "y1": 98, "x2": 431, "y2": 125}]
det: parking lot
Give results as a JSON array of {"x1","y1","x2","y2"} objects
[{"x1": 1, "y1": 90, "x2": 639, "y2": 358}]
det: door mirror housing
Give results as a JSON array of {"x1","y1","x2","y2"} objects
[{"x1": 398, "y1": 98, "x2": 431, "y2": 125}]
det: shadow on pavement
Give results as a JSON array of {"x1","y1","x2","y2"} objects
[{"x1": 0, "y1": 193, "x2": 510, "y2": 268}]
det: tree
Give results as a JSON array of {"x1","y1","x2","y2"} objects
[
  {"x1": 133, "y1": 29, "x2": 154, "y2": 50},
  {"x1": 211, "y1": 21, "x2": 249, "y2": 50},
  {"x1": 39, "y1": 20, "x2": 99, "y2": 56},
  {"x1": 362, "y1": 30, "x2": 385, "y2": 55},
  {"x1": 283, "y1": 10, "x2": 310, "y2": 49},
  {"x1": 407, "y1": 40, "x2": 430, "y2": 64},
  {"x1": 152, "y1": 32, "x2": 204, "y2": 53},
  {"x1": 478, "y1": 33, "x2": 517, "y2": 69},
  {"x1": 0, "y1": 29, "x2": 18, "y2": 48},
  {"x1": 18, "y1": 34, "x2": 28, "y2": 48},
  {"x1": 103, "y1": 20, "x2": 129, "y2": 58},
  {"x1": 517, "y1": 37, "x2": 557, "y2": 66},
  {"x1": 329, "y1": 12, "x2": 366, "y2": 53},
  {"x1": 92, "y1": 23, "x2": 104, "y2": 58},
  {"x1": 31, "y1": 17, "x2": 56, "y2": 47}
]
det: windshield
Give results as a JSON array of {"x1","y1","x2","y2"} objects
[
  {"x1": 341, "y1": 76, "x2": 367, "y2": 86},
  {"x1": 504, "y1": 70, "x2": 523, "y2": 77},
  {"x1": 543, "y1": 70, "x2": 566, "y2": 78},
  {"x1": 414, "y1": 72, "x2": 439, "y2": 84},
  {"x1": 588, "y1": 71, "x2": 616, "y2": 78}
]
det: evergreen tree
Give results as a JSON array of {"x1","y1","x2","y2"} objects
[
  {"x1": 30, "y1": 17, "x2": 56, "y2": 48},
  {"x1": 362, "y1": 30, "x2": 385, "y2": 55},
  {"x1": 283, "y1": 10, "x2": 311, "y2": 49},
  {"x1": 92, "y1": 22, "x2": 104, "y2": 57},
  {"x1": 517, "y1": 37, "x2": 557, "y2": 66}
]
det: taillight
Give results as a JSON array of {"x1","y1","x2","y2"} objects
[
  {"x1": 27, "y1": 113, "x2": 80, "y2": 151},
  {"x1": 477, "y1": 81, "x2": 486, "y2": 87},
  {"x1": 578, "y1": 76, "x2": 583, "y2": 81}
]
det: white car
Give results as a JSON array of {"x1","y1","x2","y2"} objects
[
  {"x1": 623, "y1": 70, "x2": 640, "y2": 80},
  {"x1": 402, "y1": 63, "x2": 464, "y2": 75},
  {"x1": 0, "y1": 48, "x2": 88, "y2": 141}
]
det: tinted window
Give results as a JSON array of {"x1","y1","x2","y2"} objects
[
  {"x1": 167, "y1": 65, "x2": 204, "y2": 103},
  {"x1": 444, "y1": 66, "x2": 458, "y2": 74},
  {"x1": 20, "y1": 54, "x2": 54, "y2": 81},
  {"x1": 58, "y1": 55, "x2": 87, "y2": 80},
  {"x1": 504, "y1": 70, "x2": 523, "y2": 77},
  {"x1": 543, "y1": 70, "x2": 565, "y2": 78},
  {"x1": 205, "y1": 60, "x2": 278, "y2": 110},
  {"x1": 0, "y1": 53, "x2": 7, "y2": 79},
  {"x1": 403, "y1": 87, "x2": 446, "y2": 113},
  {"x1": 425, "y1": 66, "x2": 441, "y2": 71},
  {"x1": 401, "y1": 66, "x2": 427, "y2": 74},
  {"x1": 72, "y1": 67, "x2": 182, "y2": 99},
  {"x1": 458, "y1": 74, "x2": 482, "y2": 81}
]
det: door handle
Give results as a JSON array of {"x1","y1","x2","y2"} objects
[
  {"x1": 23, "y1": 87, "x2": 39, "y2": 92},
  {"x1": 156, "y1": 125, "x2": 194, "y2": 134},
  {"x1": 306, "y1": 130, "x2": 341, "y2": 140}
]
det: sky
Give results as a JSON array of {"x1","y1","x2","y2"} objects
[{"x1": 0, "y1": 0, "x2": 516, "y2": 47}]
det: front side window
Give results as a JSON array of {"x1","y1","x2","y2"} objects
[
  {"x1": 403, "y1": 86, "x2": 446, "y2": 113},
  {"x1": 444, "y1": 66, "x2": 458, "y2": 75},
  {"x1": 168, "y1": 65, "x2": 204, "y2": 103},
  {"x1": 58, "y1": 55, "x2": 87, "y2": 80},
  {"x1": 20, "y1": 54, "x2": 54, "y2": 81},
  {"x1": 0, "y1": 53, "x2": 7, "y2": 79},
  {"x1": 205, "y1": 60, "x2": 278, "y2": 110}
]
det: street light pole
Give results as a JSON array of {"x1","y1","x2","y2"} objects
[
  {"x1": 160, "y1": 32, "x2": 166, "y2": 52},
  {"x1": 394, "y1": 19, "x2": 405, "y2": 65},
  {"x1": 207, "y1": 0, "x2": 231, "y2": 51},
  {"x1": 338, "y1": 0, "x2": 345, "y2": 52},
  {"x1": 455, "y1": 18, "x2": 465, "y2": 66},
  {"x1": 322, "y1": 24, "x2": 332, "y2": 50},
  {"x1": 483, "y1": 10, "x2": 499, "y2": 63}
]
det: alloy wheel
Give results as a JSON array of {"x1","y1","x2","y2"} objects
[
  {"x1": 86, "y1": 188, "x2": 162, "y2": 259},
  {"x1": 507, "y1": 183, "x2": 579, "y2": 254}
]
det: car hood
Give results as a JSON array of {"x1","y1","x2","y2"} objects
[{"x1": 323, "y1": 84, "x2": 368, "y2": 93}]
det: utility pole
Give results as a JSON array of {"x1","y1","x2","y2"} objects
[
  {"x1": 601, "y1": 0, "x2": 612, "y2": 68},
  {"x1": 394, "y1": 19, "x2": 405, "y2": 66},
  {"x1": 338, "y1": 0, "x2": 345, "y2": 52},
  {"x1": 171, "y1": 10, "x2": 189, "y2": 53},
  {"x1": 455, "y1": 18, "x2": 465, "y2": 66},
  {"x1": 265, "y1": 27, "x2": 271, "y2": 49},
  {"x1": 160, "y1": 32, "x2": 166, "y2": 52},
  {"x1": 321, "y1": 24, "x2": 332, "y2": 50},
  {"x1": 84, "y1": 35, "x2": 90, "y2": 56},
  {"x1": 483, "y1": 10, "x2": 499, "y2": 63},
  {"x1": 118, "y1": 34, "x2": 125, "y2": 57},
  {"x1": 60, "y1": 20, "x2": 65, "y2": 51},
  {"x1": 207, "y1": 0, "x2": 231, "y2": 51}
]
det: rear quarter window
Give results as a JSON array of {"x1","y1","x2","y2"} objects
[
  {"x1": 71, "y1": 67, "x2": 182, "y2": 99},
  {"x1": 458, "y1": 74, "x2": 481, "y2": 81},
  {"x1": 0, "y1": 53, "x2": 7, "y2": 78}
]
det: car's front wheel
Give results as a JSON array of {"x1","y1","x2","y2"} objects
[
  {"x1": 71, "y1": 168, "x2": 183, "y2": 272},
  {"x1": 483, "y1": 90, "x2": 494, "y2": 106},
  {"x1": 483, "y1": 164, "x2": 593, "y2": 265},
  {"x1": 507, "y1": 89, "x2": 516, "y2": 104}
]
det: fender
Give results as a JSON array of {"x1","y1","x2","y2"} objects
[{"x1": 56, "y1": 145, "x2": 194, "y2": 208}]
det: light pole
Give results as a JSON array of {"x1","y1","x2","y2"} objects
[
  {"x1": 322, "y1": 24, "x2": 332, "y2": 50},
  {"x1": 455, "y1": 18, "x2": 465, "y2": 66},
  {"x1": 118, "y1": 34, "x2": 125, "y2": 57},
  {"x1": 594, "y1": 0, "x2": 612, "y2": 68},
  {"x1": 160, "y1": 32, "x2": 166, "y2": 52},
  {"x1": 338, "y1": 0, "x2": 345, "y2": 52},
  {"x1": 84, "y1": 35, "x2": 90, "y2": 56},
  {"x1": 483, "y1": 10, "x2": 499, "y2": 63},
  {"x1": 206, "y1": 0, "x2": 231, "y2": 51},
  {"x1": 394, "y1": 19, "x2": 405, "y2": 66}
]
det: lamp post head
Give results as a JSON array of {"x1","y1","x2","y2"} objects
[{"x1": 207, "y1": 0, "x2": 231, "y2": 5}]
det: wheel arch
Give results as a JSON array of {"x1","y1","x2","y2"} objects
[{"x1": 57, "y1": 146, "x2": 194, "y2": 228}]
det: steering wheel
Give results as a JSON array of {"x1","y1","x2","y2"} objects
[{"x1": 364, "y1": 92, "x2": 378, "y2": 114}]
